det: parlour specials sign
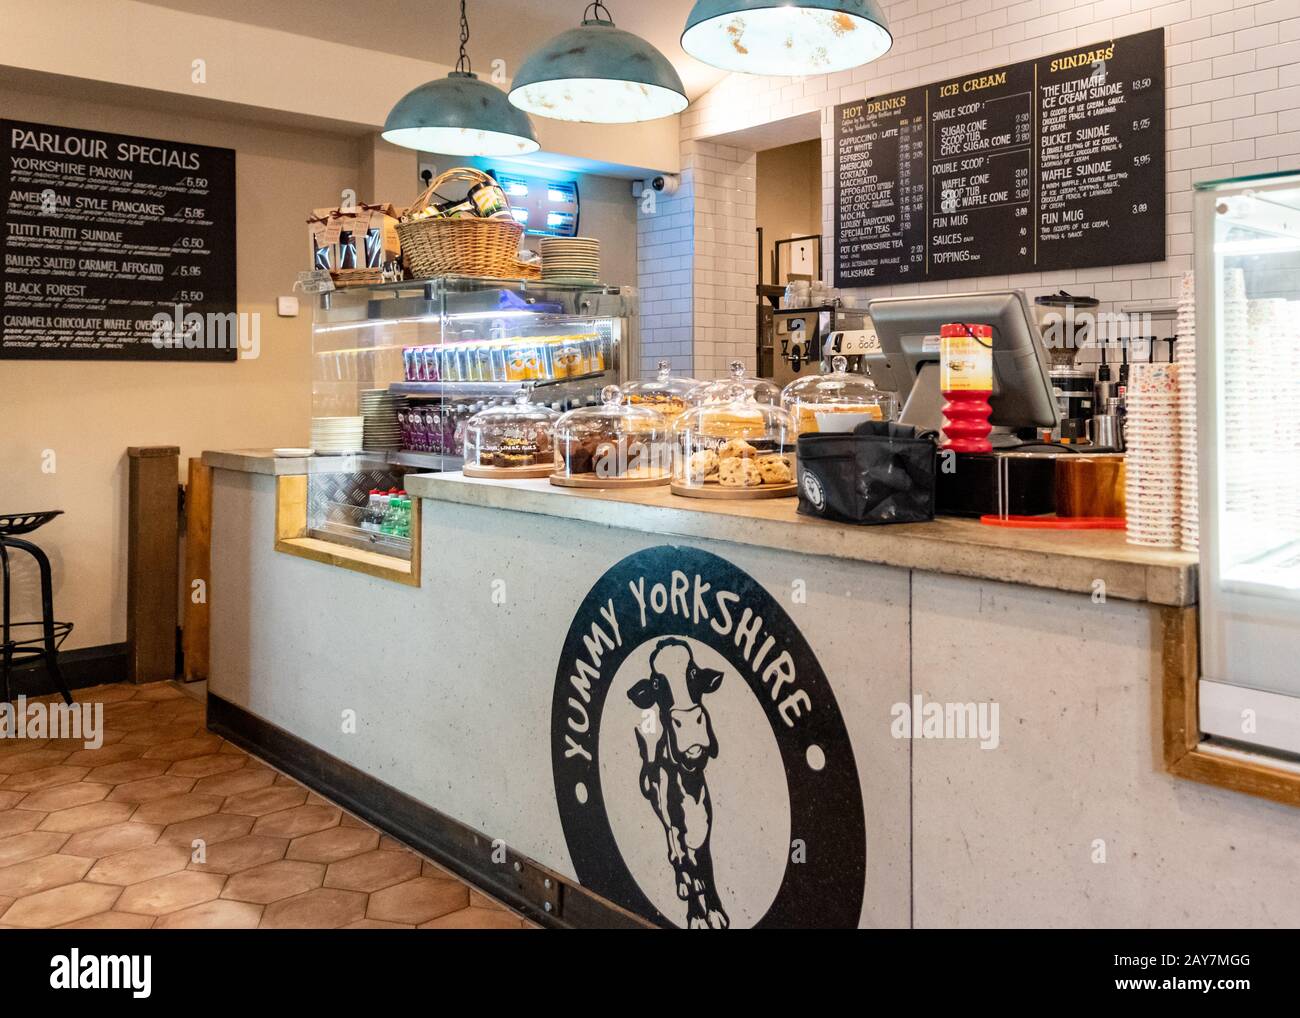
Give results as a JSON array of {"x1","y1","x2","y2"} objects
[
  {"x1": 551, "y1": 546, "x2": 866, "y2": 929},
  {"x1": 0, "y1": 118, "x2": 236, "y2": 360}
]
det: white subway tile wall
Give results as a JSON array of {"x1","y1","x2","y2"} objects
[
  {"x1": 637, "y1": 143, "x2": 758, "y2": 376},
  {"x1": 659, "y1": 0, "x2": 1300, "y2": 370}
]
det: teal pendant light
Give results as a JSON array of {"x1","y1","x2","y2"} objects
[
  {"x1": 383, "y1": 0, "x2": 539, "y2": 156},
  {"x1": 509, "y1": 2, "x2": 688, "y2": 124},
  {"x1": 681, "y1": 0, "x2": 893, "y2": 76}
]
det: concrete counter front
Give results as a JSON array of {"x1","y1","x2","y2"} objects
[{"x1": 204, "y1": 454, "x2": 1300, "y2": 928}]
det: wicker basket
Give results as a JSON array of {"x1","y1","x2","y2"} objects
[{"x1": 397, "y1": 167, "x2": 524, "y2": 279}]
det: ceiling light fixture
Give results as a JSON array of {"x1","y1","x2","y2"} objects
[
  {"x1": 382, "y1": 0, "x2": 539, "y2": 156},
  {"x1": 509, "y1": 2, "x2": 688, "y2": 124},
  {"x1": 681, "y1": 0, "x2": 893, "y2": 76}
]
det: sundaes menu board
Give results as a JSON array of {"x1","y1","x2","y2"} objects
[
  {"x1": 1, "y1": 119, "x2": 236, "y2": 360},
  {"x1": 834, "y1": 29, "x2": 1165, "y2": 287}
]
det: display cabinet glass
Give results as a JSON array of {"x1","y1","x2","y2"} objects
[
  {"x1": 305, "y1": 276, "x2": 637, "y2": 563},
  {"x1": 1195, "y1": 170, "x2": 1300, "y2": 713}
]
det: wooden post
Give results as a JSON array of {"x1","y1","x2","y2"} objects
[
  {"x1": 182, "y1": 457, "x2": 212, "y2": 682},
  {"x1": 127, "y1": 447, "x2": 179, "y2": 684}
]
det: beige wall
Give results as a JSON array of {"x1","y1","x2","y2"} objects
[
  {"x1": 0, "y1": 0, "x2": 680, "y2": 177},
  {"x1": 0, "y1": 83, "x2": 366, "y2": 649},
  {"x1": 755, "y1": 140, "x2": 821, "y2": 286}
]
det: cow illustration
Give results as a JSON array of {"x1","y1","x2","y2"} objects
[{"x1": 627, "y1": 638, "x2": 730, "y2": 929}]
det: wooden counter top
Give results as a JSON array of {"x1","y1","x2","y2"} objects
[{"x1": 405, "y1": 471, "x2": 1198, "y2": 607}]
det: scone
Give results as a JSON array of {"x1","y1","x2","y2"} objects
[
  {"x1": 718, "y1": 439, "x2": 757, "y2": 459},
  {"x1": 756, "y1": 455, "x2": 792, "y2": 484},
  {"x1": 687, "y1": 449, "x2": 719, "y2": 482},
  {"x1": 719, "y1": 457, "x2": 762, "y2": 487}
]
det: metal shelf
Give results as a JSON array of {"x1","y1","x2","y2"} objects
[
  {"x1": 387, "y1": 450, "x2": 462, "y2": 471},
  {"x1": 388, "y1": 370, "x2": 615, "y2": 399}
]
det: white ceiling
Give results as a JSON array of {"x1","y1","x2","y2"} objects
[{"x1": 141, "y1": 0, "x2": 729, "y2": 101}]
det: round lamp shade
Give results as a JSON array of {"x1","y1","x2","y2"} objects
[
  {"x1": 681, "y1": 0, "x2": 893, "y2": 76},
  {"x1": 383, "y1": 72, "x2": 540, "y2": 156},
  {"x1": 509, "y1": 20, "x2": 688, "y2": 124}
]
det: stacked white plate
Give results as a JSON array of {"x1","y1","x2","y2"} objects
[
  {"x1": 360, "y1": 389, "x2": 401, "y2": 450},
  {"x1": 311, "y1": 416, "x2": 364, "y2": 454},
  {"x1": 1175, "y1": 272, "x2": 1199, "y2": 552},
  {"x1": 541, "y1": 237, "x2": 600, "y2": 283},
  {"x1": 1125, "y1": 362, "x2": 1182, "y2": 548}
]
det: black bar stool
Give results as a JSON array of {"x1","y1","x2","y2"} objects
[{"x1": 1, "y1": 511, "x2": 73, "y2": 706}]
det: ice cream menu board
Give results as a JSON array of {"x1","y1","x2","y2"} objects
[
  {"x1": 834, "y1": 29, "x2": 1165, "y2": 288},
  {"x1": 1, "y1": 119, "x2": 236, "y2": 360}
]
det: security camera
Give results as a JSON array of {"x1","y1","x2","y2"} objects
[{"x1": 632, "y1": 175, "x2": 681, "y2": 198}]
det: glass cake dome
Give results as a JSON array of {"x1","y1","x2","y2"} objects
[
  {"x1": 551, "y1": 385, "x2": 672, "y2": 486},
  {"x1": 671, "y1": 383, "x2": 797, "y2": 498},
  {"x1": 462, "y1": 390, "x2": 560, "y2": 476},
  {"x1": 688, "y1": 359, "x2": 780, "y2": 406},
  {"x1": 780, "y1": 355, "x2": 896, "y2": 435}
]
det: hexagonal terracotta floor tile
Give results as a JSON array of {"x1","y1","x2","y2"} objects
[
  {"x1": 0, "y1": 748, "x2": 71, "y2": 775},
  {"x1": 0, "y1": 853, "x2": 94, "y2": 897},
  {"x1": 121, "y1": 721, "x2": 203, "y2": 743},
  {"x1": 190, "y1": 835, "x2": 288, "y2": 875},
  {"x1": 286, "y1": 826, "x2": 379, "y2": 864},
  {"x1": 220, "y1": 860, "x2": 324, "y2": 904},
  {"x1": 2, "y1": 765, "x2": 88, "y2": 792},
  {"x1": 106, "y1": 775, "x2": 197, "y2": 804},
  {"x1": 63, "y1": 743, "x2": 148, "y2": 768},
  {"x1": 85, "y1": 758, "x2": 169, "y2": 785},
  {"x1": 130, "y1": 793, "x2": 224, "y2": 826},
  {"x1": 73, "y1": 684, "x2": 136, "y2": 704},
  {"x1": 1, "y1": 880, "x2": 122, "y2": 927},
  {"x1": 158, "y1": 812, "x2": 253, "y2": 848},
  {"x1": 153, "y1": 899, "x2": 262, "y2": 929},
  {"x1": 192, "y1": 766, "x2": 275, "y2": 798},
  {"x1": 133, "y1": 683, "x2": 185, "y2": 701},
  {"x1": 166, "y1": 754, "x2": 245, "y2": 779},
  {"x1": 85, "y1": 843, "x2": 190, "y2": 885},
  {"x1": 367, "y1": 876, "x2": 469, "y2": 925},
  {"x1": 221, "y1": 786, "x2": 307, "y2": 817},
  {"x1": 142, "y1": 735, "x2": 223, "y2": 761},
  {"x1": 342, "y1": 919, "x2": 414, "y2": 929},
  {"x1": 37, "y1": 801, "x2": 135, "y2": 833},
  {"x1": 63, "y1": 822, "x2": 162, "y2": 858},
  {"x1": 19, "y1": 781, "x2": 112, "y2": 813},
  {"x1": 115, "y1": 871, "x2": 225, "y2": 915},
  {"x1": 0, "y1": 790, "x2": 24, "y2": 810},
  {"x1": 0, "y1": 809, "x2": 45, "y2": 839},
  {"x1": 259, "y1": 887, "x2": 366, "y2": 929},
  {"x1": 323, "y1": 850, "x2": 421, "y2": 893},
  {"x1": 59, "y1": 911, "x2": 155, "y2": 929},
  {"x1": 250, "y1": 804, "x2": 340, "y2": 840},
  {"x1": 419, "y1": 906, "x2": 526, "y2": 929}
]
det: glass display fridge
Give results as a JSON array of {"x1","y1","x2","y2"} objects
[
  {"x1": 1194, "y1": 170, "x2": 1300, "y2": 756},
  {"x1": 304, "y1": 275, "x2": 637, "y2": 564}
]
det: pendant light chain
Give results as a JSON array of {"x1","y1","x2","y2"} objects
[
  {"x1": 456, "y1": 0, "x2": 472, "y2": 75},
  {"x1": 583, "y1": 1, "x2": 613, "y2": 24}
]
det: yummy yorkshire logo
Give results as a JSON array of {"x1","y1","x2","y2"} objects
[{"x1": 550, "y1": 546, "x2": 865, "y2": 928}]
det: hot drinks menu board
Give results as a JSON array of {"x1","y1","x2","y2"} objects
[
  {"x1": 834, "y1": 29, "x2": 1165, "y2": 288},
  {"x1": 1, "y1": 119, "x2": 236, "y2": 360}
]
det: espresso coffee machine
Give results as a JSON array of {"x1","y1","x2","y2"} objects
[{"x1": 769, "y1": 304, "x2": 869, "y2": 387}]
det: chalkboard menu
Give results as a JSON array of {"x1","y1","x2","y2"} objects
[
  {"x1": 1, "y1": 119, "x2": 236, "y2": 360},
  {"x1": 834, "y1": 28, "x2": 1165, "y2": 288}
]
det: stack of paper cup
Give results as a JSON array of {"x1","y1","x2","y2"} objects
[
  {"x1": 1125, "y1": 362, "x2": 1182, "y2": 547},
  {"x1": 1221, "y1": 268, "x2": 1251, "y2": 519},
  {"x1": 1175, "y1": 272, "x2": 1198, "y2": 552}
]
